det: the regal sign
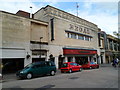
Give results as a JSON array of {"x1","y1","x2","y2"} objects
[{"x1": 69, "y1": 24, "x2": 90, "y2": 34}]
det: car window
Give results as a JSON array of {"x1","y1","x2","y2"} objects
[
  {"x1": 51, "y1": 62, "x2": 55, "y2": 66},
  {"x1": 61, "y1": 63, "x2": 68, "y2": 67},
  {"x1": 90, "y1": 62, "x2": 95, "y2": 64},
  {"x1": 45, "y1": 62, "x2": 50, "y2": 66},
  {"x1": 70, "y1": 63, "x2": 74, "y2": 65},
  {"x1": 45, "y1": 62, "x2": 52, "y2": 66},
  {"x1": 40, "y1": 63, "x2": 45, "y2": 67},
  {"x1": 25, "y1": 63, "x2": 34, "y2": 69},
  {"x1": 73, "y1": 63, "x2": 77, "y2": 66},
  {"x1": 33, "y1": 65, "x2": 40, "y2": 68}
]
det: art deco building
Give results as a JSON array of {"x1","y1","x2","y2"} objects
[
  {"x1": 1, "y1": 5, "x2": 108, "y2": 73},
  {"x1": 34, "y1": 5, "x2": 99, "y2": 68}
]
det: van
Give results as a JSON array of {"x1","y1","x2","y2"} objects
[{"x1": 16, "y1": 61, "x2": 56, "y2": 79}]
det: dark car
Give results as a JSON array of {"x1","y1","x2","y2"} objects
[
  {"x1": 82, "y1": 61, "x2": 99, "y2": 69},
  {"x1": 16, "y1": 61, "x2": 56, "y2": 79},
  {"x1": 60, "y1": 62, "x2": 82, "y2": 73}
]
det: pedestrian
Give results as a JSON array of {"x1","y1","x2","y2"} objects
[
  {"x1": 112, "y1": 59, "x2": 117, "y2": 68},
  {"x1": 116, "y1": 58, "x2": 119, "y2": 65}
]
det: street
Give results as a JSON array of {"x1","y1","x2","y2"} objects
[{"x1": 2, "y1": 64, "x2": 119, "y2": 89}]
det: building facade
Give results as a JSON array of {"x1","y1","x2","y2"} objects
[
  {"x1": 2, "y1": 5, "x2": 111, "y2": 73},
  {"x1": 105, "y1": 34, "x2": 120, "y2": 63},
  {"x1": 98, "y1": 29, "x2": 107, "y2": 64},
  {"x1": 34, "y1": 5, "x2": 99, "y2": 68}
]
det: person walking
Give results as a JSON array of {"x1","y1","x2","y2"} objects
[{"x1": 112, "y1": 59, "x2": 117, "y2": 68}]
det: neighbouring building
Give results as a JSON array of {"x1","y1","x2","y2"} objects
[
  {"x1": 105, "y1": 34, "x2": 120, "y2": 63},
  {"x1": 34, "y1": 5, "x2": 99, "y2": 68},
  {"x1": 98, "y1": 29, "x2": 107, "y2": 64},
  {"x1": 0, "y1": 10, "x2": 48, "y2": 73}
]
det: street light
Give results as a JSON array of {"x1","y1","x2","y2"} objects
[{"x1": 40, "y1": 37, "x2": 43, "y2": 59}]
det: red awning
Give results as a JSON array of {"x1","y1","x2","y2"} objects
[{"x1": 63, "y1": 48, "x2": 97, "y2": 55}]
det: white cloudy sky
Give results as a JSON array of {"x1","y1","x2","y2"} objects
[{"x1": 0, "y1": 0, "x2": 119, "y2": 36}]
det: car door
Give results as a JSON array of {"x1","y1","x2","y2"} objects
[
  {"x1": 71, "y1": 63, "x2": 77, "y2": 71},
  {"x1": 91, "y1": 62, "x2": 95, "y2": 68},
  {"x1": 42, "y1": 62, "x2": 51, "y2": 74},
  {"x1": 73, "y1": 63, "x2": 79, "y2": 71},
  {"x1": 38, "y1": 62, "x2": 48, "y2": 75},
  {"x1": 31, "y1": 64, "x2": 42, "y2": 76}
]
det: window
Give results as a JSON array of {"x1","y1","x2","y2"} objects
[
  {"x1": 89, "y1": 38, "x2": 92, "y2": 41},
  {"x1": 67, "y1": 33, "x2": 70, "y2": 38},
  {"x1": 78, "y1": 35, "x2": 84, "y2": 40},
  {"x1": 73, "y1": 63, "x2": 77, "y2": 66},
  {"x1": 62, "y1": 63, "x2": 68, "y2": 67},
  {"x1": 70, "y1": 63, "x2": 74, "y2": 65},
  {"x1": 71, "y1": 33, "x2": 76, "y2": 39},
  {"x1": 65, "y1": 31, "x2": 92, "y2": 41},
  {"x1": 85, "y1": 36, "x2": 89, "y2": 41}
]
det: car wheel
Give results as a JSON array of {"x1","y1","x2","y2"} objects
[
  {"x1": 79, "y1": 68, "x2": 82, "y2": 72},
  {"x1": 26, "y1": 73, "x2": 33, "y2": 79},
  {"x1": 50, "y1": 70, "x2": 55, "y2": 76},
  {"x1": 69, "y1": 69, "x2": 72, "y2": 73},
  {"x1": 90, "y1": 66, "x2": 92, "y2": 69}
]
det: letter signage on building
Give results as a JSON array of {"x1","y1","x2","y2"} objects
[{"x1": 69, "y1": 24, "x2": 90, "y2": 34}]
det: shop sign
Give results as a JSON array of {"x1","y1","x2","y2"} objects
[
  {"x1": 69, "y1": 24, "x2": 90, "y2": 34},
  {"x1": 63, "y1": 49, "x2": 97, "y2": 55}
]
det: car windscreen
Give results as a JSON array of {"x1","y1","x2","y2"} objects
[
  {"x1": 90, "y1": 62, "x2": 95, "y2": 64},
  {"x1": 61, "y1": 63, "x2": 68, "y2": 67},
  {"x1": 24, "y1": 63, "x2": 34, "y2": 69}
]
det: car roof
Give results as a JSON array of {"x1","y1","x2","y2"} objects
[
  {"x1": 63, "y1": 62, "x2": 76, "y2": 64},
  {"x1": 32, "y1": 61, "x2": 53, "y2": 65}
]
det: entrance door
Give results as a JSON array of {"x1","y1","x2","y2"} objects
[
  {"x1": 75, "y1": 57, "x2": 88, "y2": 65},
  {"x1": 101, "y1": 56, "x2": 103, "y2": 64},
  {"x1": 68, "y1": 57, "x2": 72, "y2": 62},
  {"x1": 58, "y1": 56, "x2": 64, "y2": 69}
]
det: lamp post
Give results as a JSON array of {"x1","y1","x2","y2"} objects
[{"x1": 40, "y1": 37, "x2": 43, "y2": 59}]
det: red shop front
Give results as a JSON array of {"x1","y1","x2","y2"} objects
[{"x1": 63, "y1": 48, "x2": 97, "y2": 65}]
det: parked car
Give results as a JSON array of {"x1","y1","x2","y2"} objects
[
  {"x1": 16, "y1": 61, "x2": 56, "y2": 79},
  {"x1": 82, "y1": 61, "x2": 99, "y2": 69},
  {"x1": 60, "y1": 62, "x2": 82, "y2": 73}
]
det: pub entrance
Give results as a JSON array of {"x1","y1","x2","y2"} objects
[
  {"x1": 75, "y1": 57, "x2": 88, "y2": 65},
  {"x1": 58, "y1": 55, "x2": 64, "y2": 69}
]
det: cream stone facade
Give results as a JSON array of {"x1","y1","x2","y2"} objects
[
  {"x1": 1, "y1": 5, "x2": 103, "y2": 72},
  {"x1": 34, "y1": 5, "x2": 100, "y2": 68}
]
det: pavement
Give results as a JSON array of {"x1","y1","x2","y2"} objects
[{"x1": 1, "y1": 63, "x2": 118, "y2": 83}]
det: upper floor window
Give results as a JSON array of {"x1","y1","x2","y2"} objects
[
  {"x1": 85, "y1": 36, "x2": 89, "y2": 41},
  {"x1": 65, "y1": 31, "x2": 92, "y2": 42},
  {"x1": 71, "y1": 33, "x2": 76, "y2": 39},
  {"x1": 78, "y1": 35, "x2": 84, "y2": 40}
]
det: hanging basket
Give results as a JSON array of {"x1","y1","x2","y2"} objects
[{"x1": 26, "y1": 55, "x2": 31, "y2": 59}]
